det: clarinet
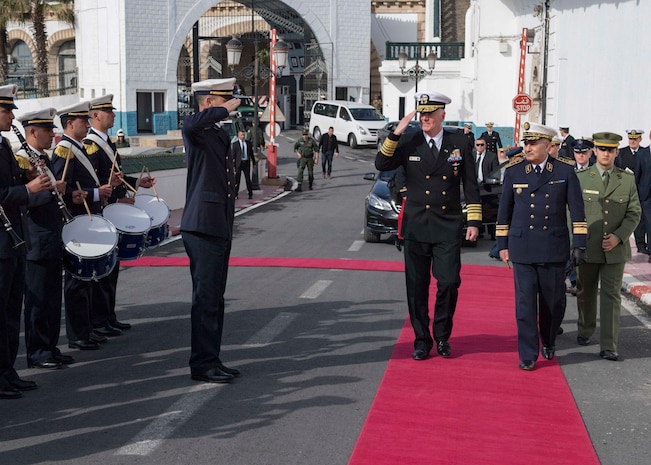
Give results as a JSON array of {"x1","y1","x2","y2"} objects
[
  {"x1": 0, "y1": 204, "x2": 26, "y2": 248},
  {"x1": 11, "y1": 125, "x2": 74, "y2": 223}
]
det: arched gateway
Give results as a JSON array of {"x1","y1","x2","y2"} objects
[{"x1": 75, "y1": 0, "x2": 371, "y2": 135}]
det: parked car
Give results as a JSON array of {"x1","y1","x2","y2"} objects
[
  {"x1": 363, "y1": 169, "x2": 400, "y2": 242},
  {"x1": 363, "y1": 162, "x2": 506, "y2": 245},
  {"x1": 376, "y1": 121, "x2": 421, "y2": 150}
]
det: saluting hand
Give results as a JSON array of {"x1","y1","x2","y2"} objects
[{"x1": 394, "y1": 110, "x2": 418, "y2": 136}]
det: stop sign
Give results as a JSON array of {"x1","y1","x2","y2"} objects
[{"x1": 513, "y1": 93, "x2": 533, "y2": 114}]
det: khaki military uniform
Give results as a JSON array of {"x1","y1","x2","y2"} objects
[{"x1": 576, "y1": 165, "x2": 641, "y2": 352}]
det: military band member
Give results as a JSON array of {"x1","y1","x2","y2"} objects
[
  {"x1": 0, "y1": 85, "x2": 52, "y2": 399},
  {"x1": 496, "y1": 122, "x2": 587, "y2": 371},
  {"x1": 17, "y1": 108, "x2": 80, "y2": 369},
  {"x1": 84, "y1": 94, "x2": 155, "y2": 337},
  {"x1": 576, "y1": 132, "x2": 640, "y2": 361},
  {"x1": 376, "y1": 91, "x2": 481, "y2": 361},
  {"x1": 51, "y1": 101, "x2": 115, "y2": 351}
]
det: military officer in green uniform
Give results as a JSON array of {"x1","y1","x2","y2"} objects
[
  {"x1": 294, "y1": 129, "x2": 319, "y2": 192},
  {"x1": 575, "y1": 132, "x2": 641, "y2": 361}
]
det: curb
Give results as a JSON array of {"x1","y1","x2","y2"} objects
[{"x1": 622, "y1": 273, "x2": 651, "y2": 308}]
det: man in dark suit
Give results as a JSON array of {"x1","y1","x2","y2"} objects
[
  {"x1": 496, "y1": 122, "x2": 587, "y2": 371},
  {"x1": 51, "y1": 101, "x2": 115, "y2": 351},
  {"x1": 558, "y1": 126, "x2": 576, "y2": 160},
  {"x1": 617, "y1": 129, "x2": 648, "y2": 254},
  {"x1": 17, "y1": 108, "x2": 79, "y2": 369},
  {"x1": 232, "y1": 129, "x2": 256, "y2": 199},
  {"x1": 480, "y1": 122, "x2": 502, "y2": 153},
  {"x1": 633, "y1": 133, "x2": 651, "y2": 262},
  {"x1": 0, "y1": 85, "x2": 52, "y2": 399},
  {"x1": 474, "y1": 137, "x2": 499, "y2": 184},
  {"x1": 181, "y1": 78, "x2": 242, "y2": 384},
  {"x1": 376, "y1": 91, "x2": 481, "y2": 361}
]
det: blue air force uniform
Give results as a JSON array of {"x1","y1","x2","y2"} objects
[{"x1": 496, "y1": 123, "x2": 587, "y2": 367}]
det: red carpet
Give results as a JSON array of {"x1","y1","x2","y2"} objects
[
  {"x1": 347, "y1": 264, "x2": 600, "y2": 465},
  {"x1": 125, "y1": 256, "x2": 599, "y2": 463},
  {"x1": 122, "y1": 256, "x2": 405, "y2": 272}
]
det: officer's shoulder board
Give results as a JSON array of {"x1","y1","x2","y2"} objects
[
  {"x1": 14, "y1": 152, "x2": 31, "y2": 170},
  {"x1": 616, "y1": 166, "x2": 634, "y2": 175},
  {"x1": 82, "y1": 139, "x2": 100, "y2": 155},
  {"x1": 576, "y1": 166, "x2": 591, "y2": 174},
  {"x1": 504, "y1": 156, "x2": 525, "y2": 169},
  {"x1": 556, "y1": 156, "x2": 576, "y2": 167},
  {"x1": 54, "y1": 144, "x2": 72, "y2": 160}
]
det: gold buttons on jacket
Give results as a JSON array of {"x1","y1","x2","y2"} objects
[
  {"x1": 604, "y1": 221, "x2": 608, "y2": 226},
  {"x1": 426, "y1": 205, "x2": 431, "y2": 209},
  {"x1": 605, "y1": 199, "x2": 609, "y2": 204},
  {"x1": 529, "y1": 225, "x2": 534, "y2": 230},
  {"x1": 530, "y1": 204, "x2": 535, "y2": 208},
  {"x1": 531, "y1": 193, "x2": 535, "y2": 198},
  {"x1": 604, "y1": 210, "x2": 609, "y2": 214},
  {"x1": 425, "y1": 190, "x2": 431, "y2": 195},
  {"x1": 442, "y1": 191, "x2": 446, "y2": 196},
  {"x1": 442, "y1": 206, "x2": 446, "y2": 211},
  {"x1": 426, "y1": 175, "x2": 431, "y2": 180},
  {"x1": 530, "y1": 214, "x2": 535, "y2": 219},
  {"x1": 545, "y1": 205, "x2": 550, "y2": 209},
  {"x1": 545, "y1": 194, "x2": 550, "y2": 198},
  {"x1": 543, "y1": 226, "x2": 548, "y2": 230},
  {"x1": 442, "y1": 176, "x2": 447, "y2": 180}
]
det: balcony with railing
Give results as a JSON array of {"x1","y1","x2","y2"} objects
[
  {"x1": 3, "y1": 69, "x2": 78, "y2": 99},
  {"x1": 385, "y1": 42, "x2": 465, "y2": 61}
]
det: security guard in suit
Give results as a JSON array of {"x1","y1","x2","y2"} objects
[
  {"x1": 479, "y1": 122, "x2": 502, "y2": 154},
  {"x1": 496, "y1": 122, "x2": 587, "y2": 371},
  {"x1": 376, "y1": 91, "x2": 481, "y2": 361},
  {"x1": 576, "y1": 132, "x2": 641, "y2": 361},
  {"x1": 181, "y1": 78, "x2": 242, "y2": 384}
]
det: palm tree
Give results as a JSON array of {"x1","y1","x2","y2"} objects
[{"x1": 0, "y1": 1, "x2": 75, "y2": 93}]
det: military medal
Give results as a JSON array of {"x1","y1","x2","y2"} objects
[{"x1": 447, "y1": 149, "x2": 462, "y2": 176}]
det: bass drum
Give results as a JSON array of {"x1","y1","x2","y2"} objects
[
  {"x1": 61, "y1": 215, "x2": 118, "y2": 281},
  {"x1": 102, "y1": 203, "x2": 152, "y2": 260},
  {"x1": 134, "y1": 194, "x2": 171, "y2": 247}
]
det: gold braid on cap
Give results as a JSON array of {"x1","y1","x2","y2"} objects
[
  {"x1": 0, "y1": 98, "x2": 15, "y2": 105},
  {"x1": 417, "y1": 104, "x2": 445, "y2": 113},
  {"x1": 522, "y1": 132, "x2": 552, "y2": 141},
  {"x1": 209, "y1": 90, "x2": 233, "y2": 96},
  {"x1": 25, "y1": 119, "x2": 54, "y2": 125},
  {"x1": 90, "y1": 103, "x2": 114, "y2": 110}
]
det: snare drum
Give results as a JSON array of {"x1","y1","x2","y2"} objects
[
  {"x1": 134, "y1": 194, "x2": 171, "y2": 247},
  {"x1": 102, "y1": 203, "x2": 151, "y2": 260},
  {"x1": 62, "y1": 215, "x2": 118, "y2": 281}
]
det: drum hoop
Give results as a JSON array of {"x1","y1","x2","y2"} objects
[
  {"x1": 62, "y1": 215, "x2": 119, "y2": 259},
  {"x1": 102, "y1": 203, "x2": 152, "y2": 233}
]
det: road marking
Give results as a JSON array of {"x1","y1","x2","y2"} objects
[
  {"x1": 300, "y1": 280, "x2": 332, "y2": 299},
  {"x1": 115, "y1": 384, "x2": 221, "y2": 456},
  {"x1": 243, "y1": 312, "x2": 298, "y2": 346},
  {"x1": 348, "y1": 240, "x2": 364, "y2": 252},
  {"x1": 622, "y1": 297, "x2": 651, "y2": 330}
]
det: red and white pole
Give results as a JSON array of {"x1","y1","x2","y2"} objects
[
  {"x1": 513, "y1": 28, "x2": 528, "y2": 145},
  {"x1": 267, "y1": 29, "x2": 278, "y2": 178}
]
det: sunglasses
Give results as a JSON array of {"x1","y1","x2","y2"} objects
[{"x1": 476, "y1": 143, "x2": 485, "y2": 146}]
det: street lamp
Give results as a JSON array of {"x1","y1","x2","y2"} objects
[
  {"x1": 226, "y1": 34, "x2": 288, "y2": 180},
  {"x1": 398, "y1": 50, "x2": 437, "y2": 93}
]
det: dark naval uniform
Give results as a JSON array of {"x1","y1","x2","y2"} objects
[
  {"x1": 497, "y1": 155, "x2": 586, "y2": 364},
  {"x1": 479, "y1": 128, "x2": 502, "y2": 154},
  {"x1": 376, "y1": 125, "x2": 481, "y2": 355},
  {"x1": 181, "y1": 97, "x2": 237, "y2": 379}
]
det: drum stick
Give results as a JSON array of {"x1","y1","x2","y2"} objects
[
  {"x1": 136, "y1": 166, "x2": 146, "y2": 192},
  {"x1": 107, "y1": 153, "x2": 118, "y2": 186},
  {"x1": 145, "y1": 166, "x2": 160, "y2": 200},
  {"x1": 61, "y1": 155, "x2": 71, "y2": 181},
  {"x1": 76, "y1": 181, "x2": 92, "y2": 220},
  {"x1": 121, "y1": 178, "x2": 138, "y2": 193}
]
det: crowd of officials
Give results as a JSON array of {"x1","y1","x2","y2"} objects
[
  {"x1": 0, "y1": 84, "x2": 154, "y2": 399},
  {"x1": 377, "y1": 90, "x2": 646, "y2": 371}
]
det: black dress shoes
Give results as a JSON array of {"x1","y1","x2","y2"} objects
[
  {"x1": 191, "y1": 367, "x2": 234, "y2": 384},
  {"x1": 600, "y1": 350, "x2": 619, "y2": 361},
  {"x1": 248, "y1": 193, "x2": 253, "y2": 199},
  {"x1": 111, "y1": 320, "x2": 132, "y2": 330},
  {"x1": 541, "y1": 346, "x2": 555, "y2": 360},
  {"x1": 1, "y1": 386, "x2": 22, "y2": 399},
  {"x1": 89, "y1": 333, "x2": 108, "y2": 344},
  {"x1": 28, "y1": 358, "x2": 63, "y2": 370},
  {"x1": 576, "y1": 336, "x2": 591, "y2": 346},
  {"x1": 216, "y1": 363, "x2": 241, "y2": 377},
  {"x1": 69, "y1": 340, "x2": 100, "y2": 350},
  {"x1": 53, "y1": 353, "x2": 75, "y2": 364},
  {"x1": 519, "y1": 360, "x2": 535, "y2": 371},
  {"x1": 437, "y1": 341, "x2": 451, "y2": 357},
  {"x1": 93, "y1": 325, "x2": 122, "y2": 337},
  {"x1": 10, "y1": 378, "x2": 38, "y2": 391},
  {"x1": 412, "y1": 349, "x2": 429, "y2": 361}
]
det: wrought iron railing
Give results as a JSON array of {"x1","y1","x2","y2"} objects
[
  {"x1": 2, "y1": 69, "x2": 78, "y2": 98},
  {"x1": 385, "y1": 42, "x2": 465, "y2": 61}
]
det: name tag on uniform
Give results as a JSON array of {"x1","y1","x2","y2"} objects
[
  {"x1": 409, "y1": 156, "x2": 420, "y2": 162},
  {"x1": 584, "y1": 189, "x2": 600, "y2": 195},
  {"x1": 513, "y1": 184, "x2": 528, "y2": 188}
]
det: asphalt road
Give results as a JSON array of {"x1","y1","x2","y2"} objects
[{"x1": 1, "y1": 130, "x2": 650, "y2": 464}]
